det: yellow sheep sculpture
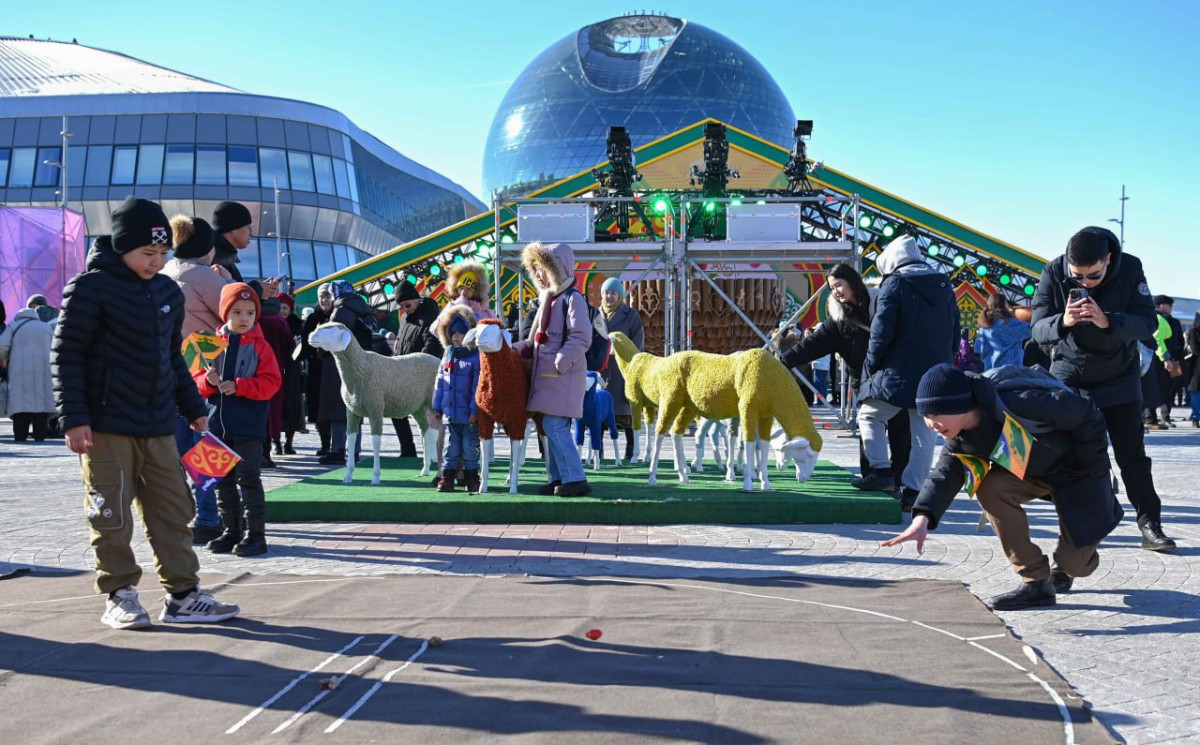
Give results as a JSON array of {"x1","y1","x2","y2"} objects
[{"x1": 609, "y1": 331, "x2": 822, "y2": 491}]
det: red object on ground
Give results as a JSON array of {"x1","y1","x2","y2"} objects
[{"x1": 585, "y1": 629, "x2": 602, "y2": 640}]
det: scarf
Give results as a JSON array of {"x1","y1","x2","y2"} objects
[{"x1": 534, "y1": 276, "x2": 577, "y2": 346}]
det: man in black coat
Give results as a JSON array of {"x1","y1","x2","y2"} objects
[
  {"x1": 855, "y1": 235, "x2": 960, "y2": 507},
  {"x1": 883, "y1": 364, "x2": 1123, "y2": 610},
  {"x1": 391, "y1": 282, "x2": 443, "y2": 457},
  {"x1": 1031, "y1": 226, "x2": 1176, "y2": 551},
  {"x1": 1154, "y1": 295, "x2": 1185, "y2": 425}
]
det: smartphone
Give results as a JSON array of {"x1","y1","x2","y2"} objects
[{"x1": 1068, "y1": 288, "x2": 1089, "y2": 304}]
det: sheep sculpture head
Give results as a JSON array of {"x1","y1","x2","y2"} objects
[
  {"x1": 464, "y1": 318, "x2": 510, "y2": 354},
  {"x1": 308, "y1": 322, "x2": 353, "y2": 353}
]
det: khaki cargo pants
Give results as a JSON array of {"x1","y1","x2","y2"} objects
[
  {"x1": 976, "y1": 467, "x2": 1100, "y2": 583},
  {"x1": 81, "y1": 432, "x2": 200, "y2": 595}
]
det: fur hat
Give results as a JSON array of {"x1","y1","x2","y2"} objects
[
  {"x1": 212, "y1": 201, "x2": 253, "y2": 234},
  {"x1": 446, "y1": 261, "x2": 490, "y2": 301},
  {"x1": 170, "y1": 215, "x2": 215, "y2": 260},
  {"x1": 520, "y1": 241, "x2": 573, "y2": 289},
  {"x1": 111, "y1": 196, "x2": 171, "y2": 254},
  {"x1": 219, "y1": 282, "x2": 261, "y2": 323},
  {"x1": 433, "y1": 303, "x2": 477, "y2": 347}
]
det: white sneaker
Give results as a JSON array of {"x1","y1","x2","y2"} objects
[
  {"x1": 159, "y1": 586, "x2": 240, "y2": 624},
  {"x1": 102, "y1": 587, "x2": 151, "y2": 630}
]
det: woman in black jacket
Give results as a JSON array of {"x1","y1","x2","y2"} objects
[{"x1": 779, "y1": 264, "x2": 910, "y2": 493}]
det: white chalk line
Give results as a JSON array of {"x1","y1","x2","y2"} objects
[
  {"x1": 603, "y1": 577, "x2": 1074, "y2": 745},
  {"x1": 270, "y1": 634, "x2": 401, "y2": 735},
  {"x1": 226, "y1": 635, "x2": 365, "y2": 734},
  {"x1": 325, "y1": 640, "x2": 430, "y2": 734}
]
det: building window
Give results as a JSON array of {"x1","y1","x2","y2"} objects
[
  {"x1": 83, "y1": 146, "x2": 111, "y2": 187},
  {"x1": 312, "y1": 154, "x2": 336, "y2": 195},
  {"x1": 228, "y1": 146, "x2": 258, "y2": 187},
  {"x1": 34, "y1": 147, "x2": 61, "y2": 187},
  {"x1": 333, "y1": 158, "x2": 351, "y2": 198},
  {"x1": 288, "y1": 239, "x2": 316, "y2": 282},
  {"x1": 7, "y1": 147, "x2": 36, "y2": 187},
  {"x1": 137, "y1": 144, "x2": 164, "y2": 185},
  {"x1": 163, "y1": 145, "x2": 195, "y2": 184},
  {"x1": 195, "y1": 145, "x2": 226, "y2": 185},
  {"x1": 67, "y1": 145, "x2": 87, "y2": 188},
  {"x1": 288, "y1": 151, "x2": 315, "y2": 192},
  {"x1": 313, "y1": 241, "x2": 336, "y2": 278},
  {"x1": 111, "y1": 146, "x2": 138, "y2": 185},
  {"x1": 259, "y1": 148, "x2": 289, "y2": 189},
  {"x1": 345, "y1": 162, "x2": 359, "y2": 203},
  {"x1": 0, "y1": 149, "x2": 9, "y2": 187},
  {"x1": 239, "y1": 238, "x2": 262, "y2": 279}
]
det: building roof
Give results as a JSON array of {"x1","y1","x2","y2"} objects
[{"x1": 0, "y1": 37, "x2": 238, "y2": 97}]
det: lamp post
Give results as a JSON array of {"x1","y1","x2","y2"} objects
[{"x1": 1107, "y1": 184, "x2": 1128, "y2": 246}]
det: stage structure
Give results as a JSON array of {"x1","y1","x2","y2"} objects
[{"x1": 296, "y1": 119, "x2": 1049, "y2": 425}]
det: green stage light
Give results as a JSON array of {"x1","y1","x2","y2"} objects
[
  {"x1": 1024, "y1": 283, "x2": 1036, "y2": 296},
  {"x1": 430, "y1": 265, "x2": 442, "y2": 277},
  {"x1": 927, "y1": 244, "x2": 940, "y2": 257},
  {"x1": 999, "y1": 273, "x2": 1012, "y2": 286},
  {"x1": 730, "y1": 198, "x2": 743, "y2": 207},
  {"x1": 704, "y1": 201, "x2": 716, "y2": 213},
  {"x1": 858, "y1": 215, "x2": 873, "y2": 229},
  {"x1": 953, "y1": 255, "x2": 966, "y2": 267},
  {"x1": 406, "y1": 275, "x2": 418, "y2": 285},
  {"x1": 500, "y1": 234, "x2": 514, "y2": 244},
  {"x1": 882, "y1": 224, "x2": 895, "y2": 238},
  {"x1": 384, "y1": 283, "x2": 395, "y2": 296},
  {"x1": 652, "y1": 196, "x2": 671, "y2": 213},
  {"x1": 976, "y1": 265, "x2": 988, "y2": 277},
  {"x1": 453, "y1": 255, "x2": 464, "y2": 264}
]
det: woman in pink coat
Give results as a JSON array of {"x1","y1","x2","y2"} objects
[{"x1": 513, "y1": 242, "x2": 591, "y2": 497}]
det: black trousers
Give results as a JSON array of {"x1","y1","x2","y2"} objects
[
  {"x1": 393, "y1": 416, "x2": 418, "y2": 457},
  {"x1": 1102, "y1": 400, "x2": 1162, "y2": 524},
  {"x1": 11, "y1": 412, "x2": 49, "y2": 441},
  {"x1": 217, "y1": 437, "x2": 266, "y2": 522}
]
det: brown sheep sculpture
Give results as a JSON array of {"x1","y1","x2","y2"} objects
[{"x1": 464, "y1": 319, "x2": 535, "y2": 493}]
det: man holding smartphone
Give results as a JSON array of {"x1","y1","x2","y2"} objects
[{"x1": 1031, "y1": 226, "x2": 1176, "y2": 552}]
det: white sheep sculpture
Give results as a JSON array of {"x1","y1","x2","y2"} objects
[
  {"x1": 308, "y1": 322, "x2": 440, "y2": 485},
  {"x1": 609, "y1": 331, "x2": 823, "y2": 492}
]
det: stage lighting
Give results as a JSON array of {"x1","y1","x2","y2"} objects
[
  {"x1": 881, "y1": 224, "x2": 895, "y2": 238},
  {"x1": 1024, "y1": 284, "x2": 1036, "y2": 296},
  {"x1": 500, "y1": 234, "x2": 515, "y2": 244},
  {"x1": 953, "y1": 255, "x2": 966, "y2": 267},
  {"x1": 384, "y1": 283, "x2": 395, "y2": 296},
  {"x1": 858, "y1": 215, "x2": 873, "y2": 229},
  {"x1": 927, "y1": 244, "x2": 940, "y2": 257},
  {"x1": 976, "y1": 265, "x2": 988, "y2": 277},
  {"x1": 653, "y1": 195, "x2": 671, "y2": 213},
  {"x1": 783, "y1": 119, "x2": 815, "y2": 192},
  {"x1": 704, "y1": 201, "x2": 716, "y2": 213},
  {"x1": 430, "y1": 265, "x2": 442, "y2": 277},
  {"x1": 999, "y1": 273, "x2": 1012, "y2": 286},
  {"x1": 406, "y1": 275, "x2": 418, "y2": 285}
]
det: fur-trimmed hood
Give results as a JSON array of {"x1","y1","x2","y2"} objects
[
  {"x1": 446, "y1": 260, "x2": 491, "y2": 302},
  {"x1": 433, "y1": 303, "x2": 478, "y2": 347},
  {"x1": 521, "y1": 241, "x2": 574, "y2": 290}
]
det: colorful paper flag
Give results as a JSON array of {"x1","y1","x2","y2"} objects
[
  {"x1": 989, "y1": 412, "x2": 1035, "y2": 480},
  {"x1": 954, "y1": 454, "x2": 991, "y2": 497},
  {"x1": 181, "y1": 332, "x2": 227, "y2": 373},
  {"x1": 181, "y1": 432, "x2": 241, "y2": 497}
]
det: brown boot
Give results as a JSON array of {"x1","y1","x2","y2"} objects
[
  {"x1": 464, "y1": 468, "x2": 481, "y2": 494},
  {"x1": 437, "y1": 473, "x2": 457, "y2": 493}
]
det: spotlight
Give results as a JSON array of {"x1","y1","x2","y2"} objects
[
  {"x1": 999, "y1": 273, "x2": 1012, "y2": 286},
  {"x1": 953, "y1": 255, "x2": 966, "y2": 267},
  {"x1": 430, "y1": 265, "x2": 442, "y2": 277},
  {"x1": 1024, "y1": 283, "x2": 1036, "y2": 296},
  {"x1": 858, "y1": 215, "x2": 873, "y2": 229},
  {"x1": 653, "y1": 195, "x2": 671, "y2": 213},
  {"x1": 384, "y1": 283, "x2": 395, "y2": 296},
  {"x1": 704, "y1": 201, "x2": 716, "y2": 213},
  {"x1": 881, "y1": 224, "x2": 895, "y2": 238},
  {"x1": 976, "y1": 265, "x2": 988, "y2": 277},
  {"x1": 927, "y1": 244, "x2": 940, "y2": 257}
]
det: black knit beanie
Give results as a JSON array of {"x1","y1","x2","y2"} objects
[
  {"x1": 111, "y1": 196, "x2": 171, "y2": 255},
  {"x1": 173, "y1": 217, "x2": 215, "y2": 259},
  {"x1": 395, "y1": 281, "x2": 421, "y2": 303},
  {"x1": 212, "y1": 201, "x2": 253, "y2": 234},
  {"x1": 916, "y1": 364, "x2": 976, "y2": 416}
]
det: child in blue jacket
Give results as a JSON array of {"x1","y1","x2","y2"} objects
[{"x1": 432, "y1": 305, "x2": 481, "y2": 493}]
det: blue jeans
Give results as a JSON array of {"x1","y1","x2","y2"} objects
[
  {"x1": 174, "y1": 415, "x2": 217, "y2": 527},
  {"x1": 1191, "y1": 391, "x2": 1200, "y2": 421},
  {"x1": 813, "y1": 368, "x2": 829, "y2": 399},
  {"x1": 442, "y1": 422, "x2": 480, "y2": 471},
  {"x1": 543, "y1": 414, "x2": 586, "y2": 485}
]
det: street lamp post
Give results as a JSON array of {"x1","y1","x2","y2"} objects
[{"x1": 1107, "y1": 184, "x2": 1128, "y2": 247}]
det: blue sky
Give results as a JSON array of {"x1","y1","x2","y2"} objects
[{"x1": 8, "y1": 0, "x2": 1199, "y2": 299}]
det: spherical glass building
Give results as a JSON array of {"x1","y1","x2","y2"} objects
[{"x1": 483, "y1": 14, "x2": 796, "y2": 200}]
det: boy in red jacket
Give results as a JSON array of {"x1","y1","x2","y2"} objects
[{"x1": 193, "y1": 283, "x2": 282, "y2": 556}]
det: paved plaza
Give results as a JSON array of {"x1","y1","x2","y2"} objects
[{"x1": 1, "y1": 418, "x2": 1197, "y2": 743}]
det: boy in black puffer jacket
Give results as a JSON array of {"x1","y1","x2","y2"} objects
[{"x1": 52, "y1": 196, "x2": 241, "y2": 630}]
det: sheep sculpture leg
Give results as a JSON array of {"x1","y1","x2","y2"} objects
[
  {"x1": 479, "y1": 439, "x2": 494, "y2": 494},
  {"x1": 369, "y1": 415, "x2": 384, "y2": 486},
  {"x1": 343, "y1": 412, "x2": 362, "y2": 485},
  {"x1": 691, "y1": 419, "x2": 711, "y2": 473}
]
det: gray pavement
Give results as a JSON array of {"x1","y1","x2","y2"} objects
[{"x1": 1, "y1": 417, "x2": 1197, "y2": 743}]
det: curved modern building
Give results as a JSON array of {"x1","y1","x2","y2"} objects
[
  {"x1": 0, "y1": 37, "x2": 485, "y2": 285},
  {"x1": 483, "y1": 13, "x2": 796, "y2": 199}
]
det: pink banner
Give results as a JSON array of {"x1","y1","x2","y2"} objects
[{"x1": 0, "y1": 207, "x2": 86, "y2": 319}]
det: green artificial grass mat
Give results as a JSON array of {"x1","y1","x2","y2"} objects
[{"x1": 267, "y1": 456, "x2": 901, "y2": 525}]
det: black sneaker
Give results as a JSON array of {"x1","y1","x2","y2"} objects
[
  {"x1": 1140, "y1": 521, "x2": 1177, "y2": 552},
  {"x1": 190, "y1": 523, "x2": 222, "y2": 545},
  {"x1": 985, "y1": 578, "x2": 1056, "y2": 611},
  {"x1": 851, "y1": 470, "x2": 895, "y2": 493},
  {"x1": 317, "y1": 450, "x2": 346, "y2": 466},
  {"x1": 537, "y1": 480, "x2": 562, "y2": 496},
  {"x1": 899, "y1": 487, "x2": 919, "y2": 513},
  {"x1": 1050, "y1": 566, "x2": 1073, "y2": 594},
  {"x1": 233, "y1": 533, "x2": 268, "y2": 557},
  {"x1": 555, "y1": 480, "x2": 592, "y2": 498}
]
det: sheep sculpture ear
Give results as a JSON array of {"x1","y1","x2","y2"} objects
[{"x1": 463, "y1": 327, "x2": 480, "y2": 349}]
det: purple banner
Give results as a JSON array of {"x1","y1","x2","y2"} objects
[{"x1": 0, "y1": 207, "x2": 86, "y2": 318}]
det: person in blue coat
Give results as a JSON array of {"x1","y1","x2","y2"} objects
[
  {"x1": 854, "y1": 236, "x2": 960, "y2": 508},
  {"x1": 975, "y1": 293, "x2": 1031, "y2": 370},
  {"x1": 432, "y1": 304, "x2": 482, "y2": 493}
]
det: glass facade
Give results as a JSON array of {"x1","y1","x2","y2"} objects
[{"x1": 483, "y1": 15, "x2": 796, "y2": 198}]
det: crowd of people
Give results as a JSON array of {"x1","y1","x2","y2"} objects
[{"x1": 0, "y1": 191, "x2": 1192, "y2": 626}]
